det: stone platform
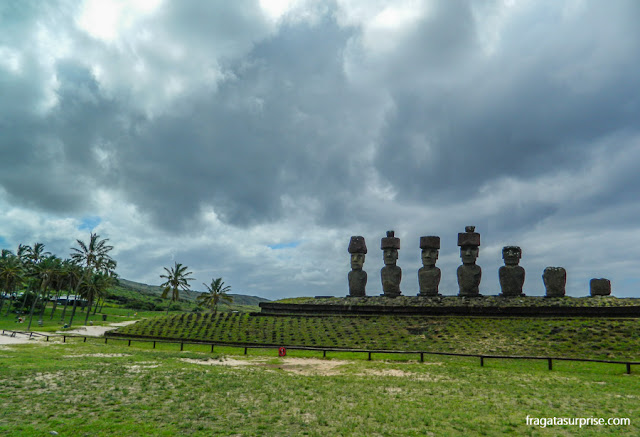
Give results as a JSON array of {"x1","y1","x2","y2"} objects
[{"x1": 257, "y1": 296, "x2": 640, "y2": 317}]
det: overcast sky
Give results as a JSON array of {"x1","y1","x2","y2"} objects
[{"x1": 1, "y1": 0, "x2": 639, "y2": 299}]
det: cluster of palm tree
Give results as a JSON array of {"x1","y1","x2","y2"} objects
[
  {"x1": 0, "y1": 233, "x2": 117, "y2": 329},
  {"x1": 160, "y1": 262, "x2": 232, "y2": 315}
]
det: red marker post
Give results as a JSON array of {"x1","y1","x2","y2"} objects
[{"x1": 278, "y1": 346, "x2": 286, "y2": 357}]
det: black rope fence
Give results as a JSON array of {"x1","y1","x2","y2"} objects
[{"x1": 4, "y1": 329, "x2": 637, "y2": 375}]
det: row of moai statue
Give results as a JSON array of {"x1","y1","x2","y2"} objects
[{"x1": 348, "y1": 226, "x2": 612, "y2": 298}]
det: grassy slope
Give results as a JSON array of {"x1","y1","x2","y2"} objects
[
  {"x1": 114, "y1": 313, "x2": 640, "y2": 361},
  {"x1": 0, "y1": 340, "x2": 638, "y2": 436}
]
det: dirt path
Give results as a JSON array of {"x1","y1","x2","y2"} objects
[{"x1": 0, "y1": 320, "x2": 139, "y2": 345}]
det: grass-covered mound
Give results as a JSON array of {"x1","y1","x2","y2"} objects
[{"x1": 112, "y1": 312, "x2": 640, "y2": 360}]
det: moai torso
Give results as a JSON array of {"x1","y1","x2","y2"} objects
[
  {"x1": 381, "y1": 265, "x2": 402, "y2": 296},
  {"x1": 543, "y1": 267, "x2": 566, "y2": 297},
  {"x1": 418, "y1": 266, "x2": 441, "y2": 296},
  {"x1": 499, "y1": 266, "x2": 525, "y2": 296},
  {"x1": 457, "y1": 264, "x2": 481, "y2": 296},
  {"x1": 590, "y1": 278, "x2": 611, "y2": 296},
  {"x1": 348, "y1": 270, "x2": 367, "y2": 297}
]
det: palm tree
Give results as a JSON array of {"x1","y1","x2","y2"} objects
[
  {"x1": 79, "y1": 272, "x2": 113, "y2": 326},
  {"x1": 23, "y1": 243, "x2": 51, "y2": 265},
  {"x1": 59, "y1": 261, "x2": 83, "y2": 322},
  {"x1": 32, "y1": 255, "x2": 61, "y2": 327},
  {"x1": 197, "y1": 278, "x2": 233, "y2": 315},
  {"x1": 70, "y1": 233, "x2": 114, "y2": 271},
  {"x1": 69, "y1": 233, "x2": 115, "y2": 326},
  {"x1": 0, "y1": 254, "x2": 24, "y2": 316},
  {"x1": 160, "y1": 262, "x2": 194, "y2": 315}
]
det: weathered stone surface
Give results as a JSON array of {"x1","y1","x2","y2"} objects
[
  {"x1": 348, "y1": 236, "x2": 368, "y2": 254},
  {"x1": 418, "y1": 236, "x2": 440, "y2": 296},
  {"x1": 457, "y1": 226, "x2": 481, "y2": 296},
  {"x1": 457, "y1": 225, "x2": 480, "y2": 247},
  {"x1": 381, "y1": 231, "x2": 401, "y2": 297},
  {"x1": 348, "y1": 236, "x2": 367, "y2": 297},
  {"x1": 499, "y1": 246, "x2": 525, "y2": 297},
  {"x1": 419, "y1": 236, "x2": 440, "y2": 249},
  {"x1": 590, "y1": 278, "x2": 611, "y2": 296},
  {"x1": 543, "y1": 267, "x2": 566, "y2": 297}
]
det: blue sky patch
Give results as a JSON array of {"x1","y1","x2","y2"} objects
[
  {"x1": 78, "y1": 216, "x2": 102, "y2": 231},
  {"x1": 0, "y1": 236, "x2": 7, "y2": 248},
  {"x1": 268, "y1": 241, "x2": 300, "y2": 250}
]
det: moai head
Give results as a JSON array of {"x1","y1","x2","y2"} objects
[
  {"x1": 381, "y1": 230, "x2": 400, "y2": 266},
  {"x1": 458, "y1": 226, "x2": 480, "y2": 265},
  {"x1": 420, "y1": 236, "x2": 440, "y2": 267},
  {"x1": 502, "y1": 246, "x2": 522, "y2": 266},
  {"x1": 348, "y1": 236, "x2": 367, "y2": 270}
]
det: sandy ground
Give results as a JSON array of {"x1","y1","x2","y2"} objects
[{"x1": 0, "y1": 320, "x2": 138, "y2": 345}]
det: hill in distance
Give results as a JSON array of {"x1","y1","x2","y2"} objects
[{"x1": 117, "y1": 278, "x2": 270, "y2": 306}]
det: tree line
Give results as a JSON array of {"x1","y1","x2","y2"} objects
[{"x1": 0, "y1": 233, "x2": 116, "y2": 329}]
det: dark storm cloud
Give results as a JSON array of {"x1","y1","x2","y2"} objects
[
  {"x1": 106, "y1": 13, "x2": 375, "y2": 229},
  {"x1": 372, "y1": 0, "x2": 640, "y2": 213}
]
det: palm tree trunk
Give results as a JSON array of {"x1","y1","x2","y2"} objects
[
  {"x1": 93, "y1": 298, "x2": 100, "y2": 314},
  {"x1": 49, "y1": 289, "x2": 62, "y2": 320},
  {"x1": 68, "y1": 277, "x2": 84, "y2": 327},
  {"x1": 60, "y1": 290, "x2": 71, "y2": 321},
  {"x1": 84, "y1": 295, "x2": 94, "y2": 325},
  {"x1": 38, "y1": 279, "x2": 51, "y2": 323},
  {"x1": 18, "y1": 291, "x2": 29, "y2": 314},
  {"x1": 26, "y1": 294, "x2": 39, "y2": 331}
]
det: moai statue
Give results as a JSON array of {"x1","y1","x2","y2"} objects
[
  {"x1": 380, "y1": 230, "x2": 402, "y2": 297},
  {"x1": 457, "y1": 226, "x2": 481, "y2": 297},
  {"x1": 543, "y1": 267, "x2": 566, "y2": 297},
  {"x1": 590, "y1": 278, "x2": 611, "y2": 296},
  {"x1": 347, "y1": 236, "x2": 368, "y2": 297},
  {"x1": 499, "y1": 246, "x2": 525, "y2": 297},
  {"x1": 418, "y1": 236, "x2": 441, "y2": 296}
]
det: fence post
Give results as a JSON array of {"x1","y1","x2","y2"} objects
[
  {"x1": 323, "y1": 350, "x2": 326, "y2": 358},
  {"x1": 153, "y1": 341, "x2": 156, "y2": 349},
  {"x1": 627, "y1": 363, "x2": 631, "y2": 374},
  {"x1": 480, "y1": 356, "x2": 484, "y2": 367},
  {"x1": 420, "y1": 352, "x2": 424, "y2": 363},
  {"x1": 128, "y1": 340, "x2": 131, "y2": 347},
  {"x1": 548, "y1": 358, "x2": 553, "y2": 371},
  {"x1": 180, "y1": 342, "x2": 184, "y2": 351},
  {"x1": 63, "y1": 336, "x2": 66, "y2": 343},
  {"x1": 105, "y1": 337, "x2": 108, "y2": 344},
  {"x1": 210, "y1": 344, "x2": 214, "y2": 353},
  {"x1": 368, "y1": 352, "x2": 372, "y2": 361},
  {"x1": 84, "y1": 337, "x2": 87, "y2": 343},
  {"x1": 46, "y1": 336, "x2": 49, "y2": 342}
]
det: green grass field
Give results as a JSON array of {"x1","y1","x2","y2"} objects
[{"x1": 0, "y1": 338, "x2": 637, "y2": 436}]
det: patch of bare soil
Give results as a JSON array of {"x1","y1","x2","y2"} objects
[
  {"x1": 63, "y1": 353, "x2": 130, "y2": 358},
  {"x1": 56, "y1": 320, "x2": 138, "y2": 337}
]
